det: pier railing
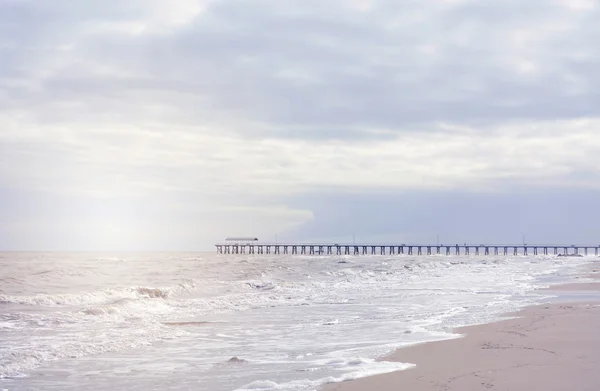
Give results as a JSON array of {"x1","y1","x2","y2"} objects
[{"x1": 214, "y1": 243, "x2": 600, "y2": 256}]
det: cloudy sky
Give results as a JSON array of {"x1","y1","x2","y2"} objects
[{"x1": 1, "y1": 0, "x2": 600, "y2": 251}]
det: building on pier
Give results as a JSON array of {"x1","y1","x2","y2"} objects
[{"x1": 225, "y1": 237, "x2": 258, "y2": 244}]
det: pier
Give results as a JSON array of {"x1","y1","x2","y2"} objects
[{"x1": 215, "y1": 243, "x2": 600, "y2": 256}]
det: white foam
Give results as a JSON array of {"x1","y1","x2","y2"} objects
[
  {"x1": 238, "y1": 380, "x2": 280, "y2": 390},
  {"x1": 0, "y1": 321, "x2": 18, "y2": 330},
  {"x1": 0, "y1": 283, "x2": 197, "y2": 378},
  {"x1": 236, "y1": 359, "x2": 414, "y2": 390},
  {"x1": 0, "y1": 321, "x2": 188, "y2": 379}
]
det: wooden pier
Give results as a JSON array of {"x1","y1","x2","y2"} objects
[{"x1": 215, "y1": 243, "x2": 600, "y2": 256}]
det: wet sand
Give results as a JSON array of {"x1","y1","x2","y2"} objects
[
  {"x1": 324, "y1": 279, "x2": 600, "y2": 391},
  {"x1": 541, "y1": 282, "x2": 600, "y2": 291}
]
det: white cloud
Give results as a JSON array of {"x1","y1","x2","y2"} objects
[
  {"x1": 2, "y1": 116, "x2": 600, "y2": 200},
  {"x1": 557, "y1": 0, "x2": 597, "y2": 11},
  {"x1": 2, "y1": 0, "x2": 600, "y2": 248}
]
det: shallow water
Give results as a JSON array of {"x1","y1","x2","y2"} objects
[{"x1": 0, "y1": 252, "x2": 596, "y2": 390}]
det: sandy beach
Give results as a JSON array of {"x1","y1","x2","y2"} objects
[{"x1": 325, "y1": 274, "x2": 600, "y2": 391}]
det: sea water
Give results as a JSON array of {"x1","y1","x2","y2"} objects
[{"x1": 0, "y1": 252, "x2": 596, "y2": 391}]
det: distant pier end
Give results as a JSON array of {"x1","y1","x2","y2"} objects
[{"x1": 214, "y1": 242, "x2": 600, "y2": 256}]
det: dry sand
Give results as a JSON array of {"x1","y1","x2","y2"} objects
[{"x1": 324, "y1": 281, "x2": 600, "y2": 391}]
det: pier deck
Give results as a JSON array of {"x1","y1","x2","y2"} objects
[{"x1": 215, "y1": 243, "x2": 600, "y2": 256}]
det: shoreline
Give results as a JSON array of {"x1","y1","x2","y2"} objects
[{"x1": 324, "y1": 267, "x2": 600, "y2": 391}]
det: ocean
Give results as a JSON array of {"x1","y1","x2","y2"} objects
[{"x1": 0, "y1": 252, "x2": 594, "y2": 391}]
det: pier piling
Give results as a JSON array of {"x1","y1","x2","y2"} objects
[{"x1": 215, "y1": 243, "x2": 600, "y2": 257}]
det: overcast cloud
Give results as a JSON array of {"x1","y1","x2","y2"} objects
[{"x1": 1, "y1": 0, "x2": 599, "y2": 250}]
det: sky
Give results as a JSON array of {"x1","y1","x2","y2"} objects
[{"x1": 1, "y1": 0, "x2": 600, "y2": 251}]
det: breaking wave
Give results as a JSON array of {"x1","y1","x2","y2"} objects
[
  {"x1": 0, "y1": 282, "x2": 197, "y2": 307},
  {"x1": 0, "y1": 281, "x2": 197, "y2": 378}
]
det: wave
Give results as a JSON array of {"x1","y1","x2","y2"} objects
[
  {"x1": 236, "y1": 358, "x2": 414, "y2": 391},
  {"x1": 246, "y1": 281, "x2": 277, "y2": 290},
  {"x1": 0, "y1": 322, "x2": 188, "y2": 379},
  {"x1": 163, "y1": 321, "x2": 212, "y2": 326},
  {"x1": 0, "y1": 283, "x2": 198, "y2": 378},
  {"x1": 0, "y1": 281, "x2": 197, "y2": 307},
  {"x1": 136, "y1": 287, "x2": 171, "y2": 299}
]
